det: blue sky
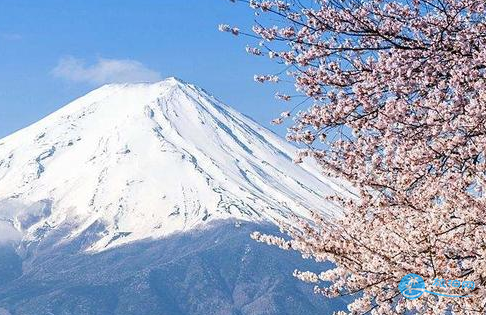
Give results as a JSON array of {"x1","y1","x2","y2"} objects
[{"x1": 0, "y1": 0, "x2": 290, "y2": 138}]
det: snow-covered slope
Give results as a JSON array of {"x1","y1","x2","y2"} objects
[{"x1": 0, "y1": 78, "x2": 351, "y2": 251}]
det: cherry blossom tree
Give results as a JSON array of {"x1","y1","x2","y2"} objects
[{"x1": 221, "y1": 1, "x2": 486, "y2": 314}]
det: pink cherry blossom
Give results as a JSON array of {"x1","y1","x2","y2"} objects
[{"x1": 224, "y1": 0, "x2": 486, "y2": 314}]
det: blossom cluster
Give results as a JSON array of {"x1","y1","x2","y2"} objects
[{"x1": 225, "y1": 0, "x2": 486, "y2": 314}]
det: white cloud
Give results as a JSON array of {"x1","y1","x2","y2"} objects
[
  {"x1": 0, "y1": 221, "x2": 21, "y2": 243},
  {"x1": 0, "y1": 199, "x2": 51, "y2": 243},
  {"x1": 52, "y1": 56, "x2": 162, "y2": 85},
  {"x1": 0, "y1": 199, "x2": 21, "y2": 243}
]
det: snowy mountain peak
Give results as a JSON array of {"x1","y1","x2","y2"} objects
[
  {"x1": 0, "y1": 78, "x2": 352, "y2": 251},
  {"x1": 163, "y1": 76, "x2": 187, "y2": 84}
]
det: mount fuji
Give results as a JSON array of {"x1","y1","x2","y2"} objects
[{"x1": 0, "y1": 78, "x2": 352, "y2": 315}]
